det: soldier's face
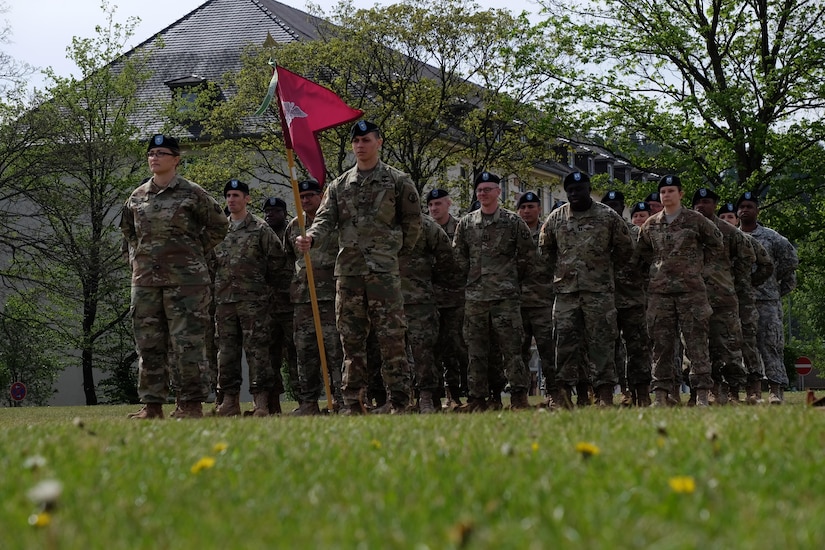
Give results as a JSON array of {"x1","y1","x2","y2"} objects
[
  {"x1": 737, "y1": 201, "x2": 758, "y2": 224},
  {"x1": 658, "y1": 186, "x2": 683, "y2": 209},
  {"x1": 565, "y1": 181, "x2": 591, "y2": 210},
  {"x1": 631, "y1": 210, "x2": 650, "y2": 227},
  {"x1": 351, "y1": 133, "x2": 382, "y2": 163},
  {"x1": 648, "y1": 201, "x2": 663, "y2": 214},
  {"x1": 300, "y1": 191, "x2": 322, "y2": 216},
  {"x1": 476, "y1": 184, "x2": 500, "y2": 208},
  {"x1": 604, "y1": 200, "x2": 624, "y2": 216},
  {"x1": 719, "y1": 213, "x2": 738, "y2": 225},
  {"x1": 225, "y1": 190, "x2": 249, "y2": 215},
  {"x1": 693, "y1": 197, "x2": 716, "y2": 219},
  {"x1": 518, "y1": 202, "x2": 540, "y2": 227},
  {"x1": 264, "y1": 207, "x2": 286, "y2": 229},
  {"x1": 427, "y1": 197, "x2": 451, "y2": 223}
]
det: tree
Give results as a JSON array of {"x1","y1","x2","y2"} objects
[
  {"x1": 1, "y1": 2, "x2": 155, "y2": 405},
  {"x1": 183, "y1": 0, "x2": 565, "y2": 204}
]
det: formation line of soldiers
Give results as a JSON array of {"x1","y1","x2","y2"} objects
[{"x1": 120, "y1": 125, "x2": 797, "y2": 419}]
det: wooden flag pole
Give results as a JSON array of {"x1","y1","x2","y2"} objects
[{"x1": 285, "y1": 148, "x2": 334, "y2": 412}]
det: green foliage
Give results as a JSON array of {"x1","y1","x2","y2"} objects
[{"x1": 2, "y1": 402, "x2": 825, "y2": 547}]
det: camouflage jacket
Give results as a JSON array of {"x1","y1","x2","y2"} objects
[
  {"x1": 614, "y1": 222, "x2": 647, "y2": 308},
  {"x1": 539, "y1": 201, "x2": 633, "y2": 295},
  {"x1": 744, "y1": 224, "x2": 798, "y2": 300},
  {"x1": 284, "y1": 213, "x2": 339, "y2": 304},
  {"x1": 703, "y1": 216, "x2": 755, "y2": 308},
  {"x1": 213, "y1": 212, "x2": 285, "y2": 304},
  {"x1": 271, "y1": 224, "x2": 294, "y2": 313},
  {"x1": 637, "y1": 207, "x2": 723, "y2": 295},
  {"x1": 400, "y1": 215, "x2": 461, "y2": 305},
  {"x1": 520, "y1": 224, "x2": 555, "y2": 307},
  {"x1": 454, "y1": 207, "x2": 535, "y2": 302},
  {"x1": 120, "y1": 175, "x2": 228, "y2": 286},
  {"x1": 306, "y1": 161, "x2": 421, "y2": 276},
  {"x1": 433, "y1": 215, "x2": 465, "y2": 308}
]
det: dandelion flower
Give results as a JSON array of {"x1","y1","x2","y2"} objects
[
  {"x1": 190, "y1": 456, "x2": 216, "y2": 474},
  {"x1": 531, "y1": 442, "x2": 539, "y2": 453},
  {"x1": 27, "y1": 480, "x2": 62, "y2": 506},
  {"x1": 575, "y1": 442, "x2": 600, "y2": 458},
  {"x1": 370, "y1": 439, "x2": 382, "y2": 449},
  {"x1": 23, "y1": 455, "x2": 47, "y2": 471},
  {"x1": 669, "y1": 476, "x2": 696, "y2": 494},
  {"x1": 28, "y1": 512, "x2": 51, "y2": 527},
  {"x1": 213, "y1": 442, "x2": 228, "y2": 453}
]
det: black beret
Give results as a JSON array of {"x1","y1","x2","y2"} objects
[
  {"x1": 298, "y1": 179, "x2": 322, "y2": 193},
  {"x1": 631, "y1": 201, "x2": 650, "y2": 215},
  {"x1": 551, "y1": 199, "x2": 567, "y2": 211},
  {"x1": 691, "y1": 187, "x2": 720, "y2": 205},
  {"x1": 735, "y1": 191, "x2": 759, "y2": 209},
  {"x1": 474, "y1": 171, "x2": 501, "y2": 188},
  {"x1": 350, "y1": 120, "x2": 380, "y2": 138},
  {"x1": 601, "y1": 190, "x2": 624, "y2": 203},
  {"x1": 262, "y1": 197, "x2": 287, "y2": 210},
  {"x1": 563, "y1": 171, "x2": 590, "y2": 189},
  {"x1": 468, "y1": 200, "x2": 481, "y2": 212},
  {"x1": 223, "y1": 179, "x2": 250, "y2": 196},
  {"x1": 717, "y1": 202, "x2": 736, "y2": 216},
  {"x1": 148, "y1": 134, "x2": 179, "y2": 153},
  {"x1": 645, "y1": 192, "x2": 661, "y2": 203},
  {"x1": 426, "y1": 188, "x2": 450, "y2": 203},
  {"x1": 658, "y1": 174, "x2": 682, "y2": 190},
  {"x1": 517, "y1": 191, "x2": 540, "y2": 207}
]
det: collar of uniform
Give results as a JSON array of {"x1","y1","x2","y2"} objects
[
  {"x1": 229, "y1": 211, "x2": 254, "y2": 230},
  {"x1": 150, "y1": 174, "x2": 182, "y2": 193},
  {"x1": 345, "y1": 160, "x2": 384, "y2": 184}
]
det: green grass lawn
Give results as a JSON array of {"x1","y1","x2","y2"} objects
[{"x1": 2, "y1": 396, "x2": 824, "y2": 549}]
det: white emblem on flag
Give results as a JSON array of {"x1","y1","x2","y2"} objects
[{"x1": 282, "y1": 101, "x2": 308, "y2": 127}]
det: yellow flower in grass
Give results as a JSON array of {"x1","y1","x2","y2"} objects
[
  {"x1": 213, "y1": 442, "x2": 228, "y2": 454},
  {"x1": 669, "y1": 476, "x2": 696, "y2": 494},
  {"x1": 370, "y1": 439, "x2": 382, "y2": 449},
  {"x1": 575, "y1": 442, "x2": 600, "y2": 458},
  {"x1": 191, "y1": 456, "x2": 216, "y2": 474},
  {"x1": 28, "y1": 512, "x2": 51, "y2": 527},
  {"x1": 531, "y1": 442, "x2": 540, "y2": 453}
]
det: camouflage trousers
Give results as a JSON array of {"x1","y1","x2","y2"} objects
[
  {"x1": 521, "y1": 305, "x2": 557, "y2": 393},
  {"x1": 647, "y1": 293, "x2": 713, "y2": 391},
  {"x1": 405, "y1": 303, "x2": 440, "y2": 392},
  {"x1": 756, "y1": 300, "x2": 787, "y2": 385},
  {"x1": 738, "y1": 298, "x2": 764, "y2": 379},
  {"x1": 131, "y1": 285, "x2": 210, "y2": 404},
  {"x1": 336, "y1": 274, "x2": 410, "y2": 404},
  {"x1": 464, "y1": 299, "x2": 529, "y2": 399},
  {"x1": 708, "y1": 304, "x2": 748, "y2": 388},
  {"x1": 554, "y1": 292, "x2": 618, "y2": 389},
  {"x1": 269, "y1": 308, "x2": 297, "y2": 397},
  {"x1": 216, "y1": 300, "x2": 275, "y2": 394},
  {"x1": 293, "y1": 301, "x2": 343, "y2": 404},
  {"x1": 204, "y1": 291, "x2": 218, "y2": 392},
  {"x1": 435, "y1": 305, "x2": 469, "y2": 396},
  {"x1": 616, "y1": 304, "x2": 652, "y2": 386}
]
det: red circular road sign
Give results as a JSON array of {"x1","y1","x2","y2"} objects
[
  {"x1": 796, "y1": 356, "x2": 813, "y2": 376},
  {"x1": 10, "y1": 381, "x2": 27, "y2": 402}
]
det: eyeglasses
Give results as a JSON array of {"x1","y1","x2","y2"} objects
[
  {"x1": 147, "y1": 151, "x2": 176, "y2": 158},
  {"x1": 476, "y1": 186, "x2": 499, "y2": 194}
]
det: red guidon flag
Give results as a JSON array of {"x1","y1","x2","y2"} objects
[{"x1": 271, "y1": 65, "x2": 362, "y2": 184}]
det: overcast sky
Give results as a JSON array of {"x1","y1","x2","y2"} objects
[{"x1": 4, "y1": 0, "x2": 538, "y2": 91}]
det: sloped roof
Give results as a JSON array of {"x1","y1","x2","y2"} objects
[{"x1": 122, "y1": 0, "x2": 324, "y2": 134}]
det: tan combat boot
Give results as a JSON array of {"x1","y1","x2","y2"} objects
[
  {"x1": 215, "y1": 393, "x2": 241, "y2": 417},
  {"x1": 746, "y1": 378, "x2": 763, "y2": 405},
  {"x1": 728, "y1": 384, "x2": 741, "y2": 405},
  {"x1": 509, "y1": 390, "x2": 531, "y2": 411},
  {"x1": 768, "y1": 383, "x2": 783, "y2": 405},
  {"x1": 250, "y1": 392, "x2": 270, "y2": 417},
  {"x1": 696, "y1": 389, "x2": 710, "y2": 407},
  {"x1": 175, "y1": 401, "x2": 203, "y2": 419},
  {"x1": 418, "y1": 390, "x2": 437, "y2": 414},
  {"x1": 596, "y1": 384, "x2": 614, "y2": 408},
  {"x1": 128, "y1": 403, "x2": 164, "y2": 419},
  {"x1": 268, "y1": 388, "x2": 282, "y2": 415},
  {"x1": 635, "y1": 384, "x2": 652, "y2": 407},
  {"x1": 290, "y1": 401, "x2": 321, "y2": 416},
  {"x1": 457, "y1": 396, "x2": 488, "y2": 413},
  {"x1": 652, "y1": 389, "x2": 669, "y2": 407},
  {"x1": 169, "y1": 396, "x2": 184, "y2": 418}
]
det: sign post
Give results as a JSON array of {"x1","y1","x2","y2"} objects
[
  {"x1": 10, "y1": 381, "x2": 27, "y2": 402},
  {"x1": 796, "y1": 356, "x2": 813, "y2": 390}
]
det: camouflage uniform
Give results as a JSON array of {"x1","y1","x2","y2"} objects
[
  {"x1": 120, "y1": 175, "x2": 228, "y2": 404},
  {"x1": 284, "y1": 214, "x2": 344, "y2": 406},
  {"x1": 433, "y1": 214, "x2": 470, "y2": 399},
  {"x1": 270, "y1": 224, "x2": 298, "y2": 398},
  {"x1": 520, "y1": 224, "x2": 557, "y2": 397},
  {"x1": 744, "y1": 225, "x2": 798, "y2": 385},
  {"x1": 400, "y1": 215, "x2": 461, "y2": 395},
  {"x1": 614, "y1": 223, "x2": 652, "y2": 393},
  {"x1": 453, "y1": 207, "x2": 535, "y2": 400},
  {"x1": 703, "y1": 216, "x2": 754, "y2": 391},
  {"x1": 305, "y1": 160, "x2": 421, "y2": 407},
  {"x1": 539, "y1": 201, "x2": 633, "y2": 391},
  {"x1": 637, "y1": 208, "x2": 723, "y2": 392},
  {"x1": 213, "y1": 212, "x2": 285, "y2": 394},
  {"x1": 737, "y1": 234, "x2": 773, "y2": 380}
]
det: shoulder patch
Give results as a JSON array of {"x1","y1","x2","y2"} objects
[{"x1": 408, "y1": 192, "x2": 417, "y2": 203}]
